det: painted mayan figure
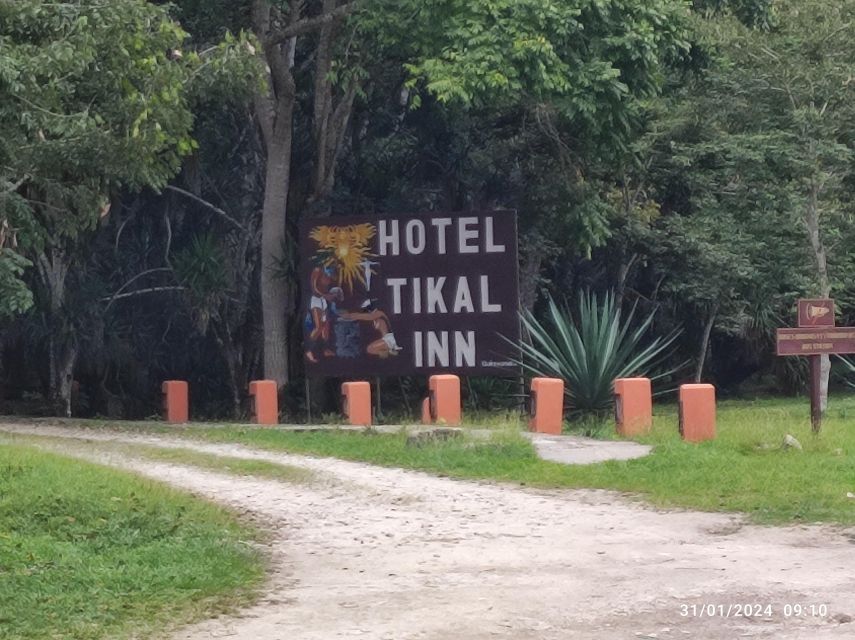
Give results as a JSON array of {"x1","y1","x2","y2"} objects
[
  {"x1": 340, "y1": 300, "x2": 402, "y2": 358},
  {"x1": 304, "y1": 265, "x2": 343, "y2": 363}
]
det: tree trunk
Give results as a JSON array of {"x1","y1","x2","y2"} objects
[
  {"x1": 254, "y1": 0, "x2": 298, "y2": 391},
  {"x1": 36, "y1": 246, "x2": 78, "y2": 416},
  {"x1": 695, "y1": 303, "x2": 718, "y2": 383},
  {"x1": 259, "y1": 132, "x2": 293, "y2": 389},
  {"x1": 804, "y1": 166, "x2": 831, "y2": 412},
  {"x1": 518, "y1": 233, "x2": 547, "y2": 314},
  {"x1": 253, "y1": 0, "x2": 356, "y2": 393},
  {"x1": 615, "y1": 253, "x2": 638, "y2": 313}
]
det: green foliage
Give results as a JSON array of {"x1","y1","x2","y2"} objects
[
  {"x1": 0, "y1": 0, "x2": 196, "y2": 192},
  {"x1": 517, "y1": 291, "x2": 681, "y2": 417},
  {"x1": 0, "y1": 249, "x2": 33, "y2": 316},
  {"x1": 0, "y1": 0, "x2": 259, "y2": 318},
  {"x1": 362, "y1": 0, "x2": 691, "y2": 144},
  {"x1": 692, "y1": 0, "x2": 774, "y2": 27},
  {"x1": 0, "y1": 443, "x2": 262, "y2": 640},
  {"x1": 173, "y1": 232, "x2": 231, "y2": 332},
  {"x1": 636, "y1": 0, "x2": 855, "y2": 387}
]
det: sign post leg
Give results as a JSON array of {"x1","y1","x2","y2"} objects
[
  {"x1": 810, "y1": 354, "x2": 822, "y2": 433},
  {"x1": 374, "y1": 377, "x2": 383, "y2": 423}
]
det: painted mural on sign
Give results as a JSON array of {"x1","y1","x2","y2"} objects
[{"x1": 299, "y1": 211, "x2": 520, "y2": 377}]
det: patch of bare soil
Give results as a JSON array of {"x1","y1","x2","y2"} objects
[{"x1": 2, "y1": 423, "x2": 854, "y2": 640}]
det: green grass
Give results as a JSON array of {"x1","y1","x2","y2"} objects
[
  {"x1": 4, "y1": 395, "x2": 855, "y2": 526},
  {"x1": 132, "y1": 445, "x2": 319, "y2": 484},
  {"x1": 0, "y1": 444, "x2": 264, "y2": 640},
  {"x1": 178, "y1": 396, "x2": 855, "y2": 526}
]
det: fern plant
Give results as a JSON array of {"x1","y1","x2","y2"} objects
[{"x1": 517, "y1": 291, "x2": 681, "y2": 417}]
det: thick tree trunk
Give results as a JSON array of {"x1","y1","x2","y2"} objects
[
  {"x1": 254, "y1": 0, "x2": 298, "y2": 391},
  {"x1": 695, "y1": 303, "x2": 718, "y2": 383},
  {"x1": 259, "y1": 133, "x2": 293, "y2": 389},
  {"x1": 37, "y1": 246, "x2": 77, "y2": 416},
  {"x1": 804, "y1": 168, "x2": 831, "y2": 412},
  {"x1": 253, "y1": 0, "x2": 356, "y2": 396},
  {"x1": 53, "y1": 341, "x2": 77, "y2": 417}
]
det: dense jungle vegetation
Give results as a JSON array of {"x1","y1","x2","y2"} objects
[{"x1": 2, "y1": 0, "x2": 854, "y2": 420}]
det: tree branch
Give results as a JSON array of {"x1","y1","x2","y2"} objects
[
  {"x1": 165, "y1": 185, "x2": 247, "y2": 232},
  {"x1": 101, "y1": 286, "x2": 185, "y2": 304},
  {"x1": 269, "y1": 3, "x2": 355, "y2": 44},
  {"x1": 103, "y1": 268, "x2": 174, "y2": 312}
]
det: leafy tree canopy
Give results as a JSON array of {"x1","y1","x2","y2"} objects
[
  {"x1": 0, "y1": 0, "x2": 257, "y2": 316},
  {"x1": 360, "y1": 0, "x2": 691, "y2": 145}
]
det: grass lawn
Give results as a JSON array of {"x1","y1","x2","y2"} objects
[
  {"x1": 0, "y1": 445, "x2": 264, "y2": 640},
  {"x1": 4, "y1": 395, "x2": 855, "y2": 527},
  {"x1": 171, "y1": 395, "x2": 855, "y2": 526}
]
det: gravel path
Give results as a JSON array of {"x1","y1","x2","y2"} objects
[{"x1": 2, "y1": 423, "x2": 854, "y2": 640}]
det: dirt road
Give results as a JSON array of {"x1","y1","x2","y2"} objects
[{"x1": 2, "y1": 423, "x2": 854, "y2": 640}]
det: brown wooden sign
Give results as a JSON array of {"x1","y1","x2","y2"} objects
[
  {"x1": 299, "y1": 211, "x2": 520, "y2": 378},
  {"x1": 776, "y1": 298, "x2": 854, "y2": 432},
  {"x1": 798, "y1": 298, "x2": 835, "y2": 327},
  {"x1": 776, "y1": 328, "x2": 855, "y2": 356}
]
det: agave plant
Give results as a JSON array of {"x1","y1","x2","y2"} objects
[{"x1": 516, "y1": 291, "x2": 681, "y2": 417}]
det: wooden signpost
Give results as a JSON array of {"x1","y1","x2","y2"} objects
[{"x1": 776, "y1": 299, "x2": 855, "y2": 432}]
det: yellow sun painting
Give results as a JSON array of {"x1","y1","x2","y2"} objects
[{"x1": 309, "y1": 223, "x2": 376, "y2": 293}]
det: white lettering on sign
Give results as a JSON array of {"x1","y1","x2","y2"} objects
[
  {"x1": 431, "y1": 217, "x2": 452, "y2": 255},
  {"x1": 379, "y1": 219, "x2": 399, "y2": 256},
  {"x1": 386, "y1": 277, "x2": 406, "y2": 314},
  {"x1": 458, "y1": 217, "x2": 479, "y2": 254},
  {"x1": 455, "y1": 331, "x2": 476, "y2": 367},
  {"x1": 480, "y1": 275, "x2": 502, "y2": 312},
  {"x1": 452, "y1": 276, "x2": 475, "y2": 313},
  {"x1": 384, "y1": 276, "x2": 504, "y2": 314},
  {"x1": 427, "y1": 331, "x2": 449, "y2": 367},
  {"x1": 412, "y1": 276, "x2": 422, "y2": 313},
  {"x1": 484, "y1": 217, "x2": 506, "y2": 253},
  {"x1": 414, "y1": 331, "x2": 423, "y2": 367},
  {"x1": 413, "y1": 330, "x2": 477, "y2": 369},
  {"x1": 378, "y1": 215, "x2": 506, "y2": 255},
  {"x1": 405, "y1": 219, "x2": 426, "y2": 255},
  {"x1": 426, "y1": 277, "x2": 448, "y2": 313}
]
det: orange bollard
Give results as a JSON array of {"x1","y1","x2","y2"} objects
[
  {"x1": 249, "y1": 380, "x2": 278, "y2": 425},
  {"x1": 421, "y1": 396, "x2": 432, "y2": 424},
  {"x1": 428, "y1": 374, "x2": 461, "y2": 426},
  {"x1": 614, "y1": 377, "x2": 653, "y2": 437},
  {"x1": 162, "y1": 380, "x2": 189, "y2": 423},
  {"x1": 679, "y1": 384, "x2": 716, "y2": 443},
  {"x1": 529, "y1": 377, "x2": 564, "y2": 435},
  {"x1": 342, "y1": 381, "x2": 372, "y2": 426}
]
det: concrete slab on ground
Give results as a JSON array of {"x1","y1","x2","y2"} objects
[{"x1": 528, "y1": 432, "x2": 652, "y2": 465}]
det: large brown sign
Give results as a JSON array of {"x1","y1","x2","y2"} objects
[
  {"x1": 775, "y1": 328, "x2": 855, "y2": 356},
  {"x1": 299, "y1": 211, "x2": 520, "y2": 378}
]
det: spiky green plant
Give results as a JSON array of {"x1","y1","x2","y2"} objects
[{"x1": 516, "y1": 291, "x2": 681, "y2": 417}]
